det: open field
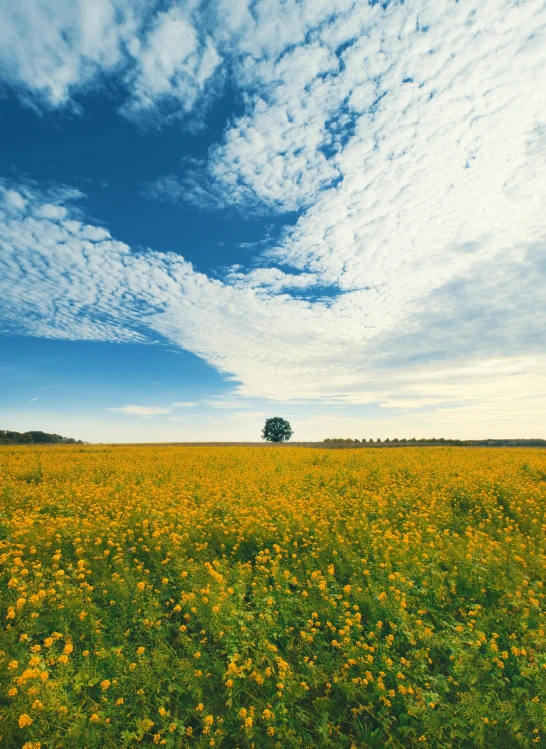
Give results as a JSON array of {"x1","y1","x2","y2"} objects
[{"x1": 1, "y1": 445, "x2": 546, "y2": 748}]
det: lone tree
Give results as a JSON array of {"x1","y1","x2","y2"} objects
[{"x1": 262, "y1": 417, "x2": 293, "y2": 443}]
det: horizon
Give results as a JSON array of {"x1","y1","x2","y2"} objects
[
  {"x1": 2, "y1": 427, "x2": 546, "y2": 447},
  {"x1": 2, "y1": 0, "x2": 546, "y2": 441}
]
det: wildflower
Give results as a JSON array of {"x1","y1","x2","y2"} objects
[{"x1": 18, "y1": 714, "x2": 33, "y2": 728}]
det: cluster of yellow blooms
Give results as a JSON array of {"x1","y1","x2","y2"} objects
[{"x1": 1, "y1": 444, "x2": 545, "y2": 748}]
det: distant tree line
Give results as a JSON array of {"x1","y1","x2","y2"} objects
[
  {"x1": 323, "y1": 437, "x2": 546, "y2": 447},
  {"x1": 0, "y1": 430, "x2": 84, "y2": 445}
]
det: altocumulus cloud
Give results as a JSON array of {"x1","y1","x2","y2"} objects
[{"x1": 1, "y1": 0, "x2": 546, "y2": 423}]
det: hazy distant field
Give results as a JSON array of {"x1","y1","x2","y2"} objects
[{"x1": 1, "y1": 446, "x2": 545, "y2": 748}]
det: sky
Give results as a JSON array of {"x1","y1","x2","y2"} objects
[{"x1": 1, "y1": 0, "x2": 546, "y2": 443}]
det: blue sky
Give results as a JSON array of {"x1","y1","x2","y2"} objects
[{"x1": 1, "y1": 0, "x2": 546, "y2": 442}]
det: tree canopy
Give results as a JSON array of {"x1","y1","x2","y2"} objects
[
  {"x1": 262, "y1": 417, "x2": 293, "y2": 443},
  {"x1": 0, "y1": 430, "x2": 83, "y2": 445}
]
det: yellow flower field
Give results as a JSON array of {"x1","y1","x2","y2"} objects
[{"x1": 1, "y1": 445, "x2": 545, "y2": 748}]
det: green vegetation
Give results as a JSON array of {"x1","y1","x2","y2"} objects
[
  {"x1": 323, "y1": 437, "x2": 546, "y2": 448},
  {"x1": 262, "y1": 417, "x2": 293, "y2": 443},
  {"x1": 0, "y1": 430, "x2": 83, "y2": 445}
]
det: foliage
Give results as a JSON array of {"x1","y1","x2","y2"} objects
[
  {"x1": 0, "y1": 430, "x2": 83, "y2": 446},
  {"x1": 262, "y1": 417, "x2": 293, "y2": 443},
  {"x1": 322, "y1": 437, "x2": 546, "y2": 448},
  {"x1": 0, "y1": 445, "x2": 545, "y2": 748}
]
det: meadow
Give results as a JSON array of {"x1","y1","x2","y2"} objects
[{"x1": 1, "y1": 445, "x2": 545, "y2": 749}]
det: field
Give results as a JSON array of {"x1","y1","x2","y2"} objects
[{"x1": 1, "y1": 446, "x2": 545, "y2": 749}]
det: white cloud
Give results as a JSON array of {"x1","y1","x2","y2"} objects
[
  {"x1": 2, "y1": 178, "x2": 546, "y2": 428},
  {"x1": 121, "y1": 5, "x2": 221, "y2": 126},
  {"x1": 106, "y1": 404, "x2": 172, "y2": 416},
  {"x1": 225, "y1": 267, "x2": 318, "y2": 293},
  {"x1": 3, "y1": 190, "x2": 28, "y2": 212},
  {"x1": 1, "y1": 1, "x2": 546, "y2": 434},
  {"x1": 171, "y1": 401, "x2": 199, "y2": 407},
  {"x1": 204, "y1": 398, "x2": 250, "y2": 410},
  {"x1": 0, "y1": 0, "x2": 220, "y2": 125}
]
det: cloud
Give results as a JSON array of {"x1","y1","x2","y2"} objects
[
  {"x1": 204, "y1": 398, "x2": 250, "y2": 410},
  {"x1": 29, "y1": 397, "x2": 39, "y2": 403},
  {"x1": 0, "y1": 0, "x2": 221, "y2": 126},
  {"x1": 2, "y1": 177, "x2": 546, "y2": 421},
  {"x1": 171, "y1": 401, "x2": 199, "y2": 408},
  {"x1": 120, "y1": 5, "x2": 222, "y2": 127},
  {"x1": 106, "y1": 404, "x2": 172, "y2": 416},
  {"x1": 1, "y1": 1, "x2": 546, "y2": 432}
]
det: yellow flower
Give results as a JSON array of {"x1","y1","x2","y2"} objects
[
  {"x1": 101, "y1": 680, "x2": 111, "y2": 690},
  {"x1": 18, "y1": 714, "x2": 33, "y2": 728},
  {"x1": 136, "y1": 646, "x2": 145, "y2": 655},
  {"x1": 90, "y1": 713, "x2": 99, "y2": 722}
]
